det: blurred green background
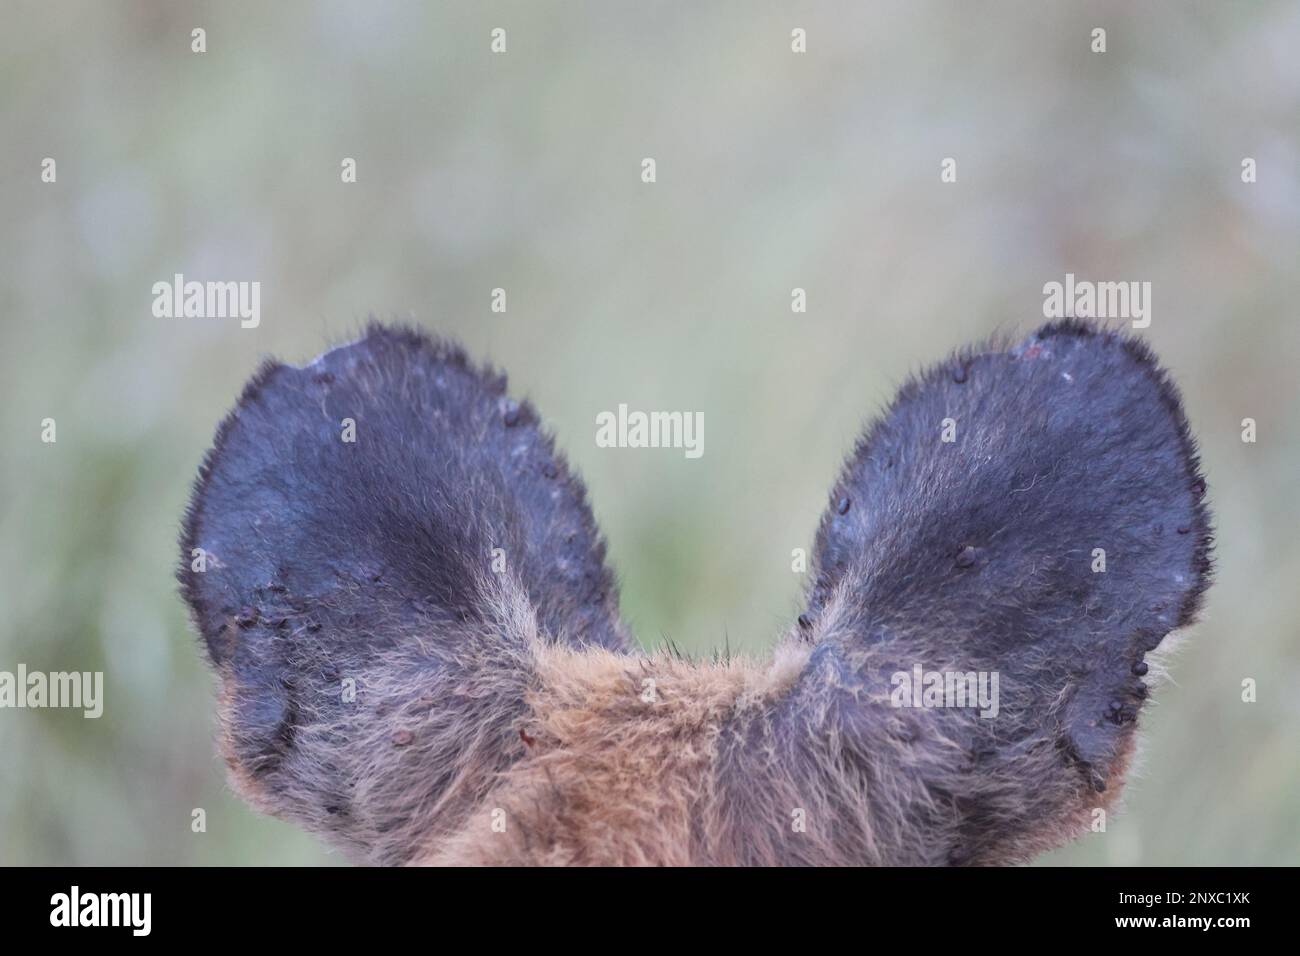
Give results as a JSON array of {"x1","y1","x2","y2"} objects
[{"x1": 1, "y1": 1, "x2": 1297, "y2": 865}]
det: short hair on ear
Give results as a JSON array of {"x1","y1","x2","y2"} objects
[
  {"x1": 721, "y1": 319, "x2": 1212, "y2": 865},
  {"x1": 179, "y1": 323, "x2": 629, "y2": 863}
]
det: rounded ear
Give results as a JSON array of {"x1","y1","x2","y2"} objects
[
  {"x1": 786, "y1": 319, "x2": 1211, "y2": 863},
  {"x1": 180, "y1": 323, "x2": 628, "y2": 863}
]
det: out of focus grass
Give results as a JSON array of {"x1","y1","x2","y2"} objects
[{"x1": 1, "y1": 1, "x2": 1297, "y2": 865}]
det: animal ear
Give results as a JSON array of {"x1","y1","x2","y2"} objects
[
  {"x1": 179, "y1": 323, "x2": 628, "y2": 864},
  {"x1": 794, "y1": 319, "x2": 1211, "y2": 863}
]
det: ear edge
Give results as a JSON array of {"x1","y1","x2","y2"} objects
[
  {"x1": 178, "y1": 321, "x2": 627, "y2": 665},
  {"x1": 803, "y1": 317, "x2": 1214, "y2": 638},
  {"x1": 177, "y1": 323, "x2": 507, "y2": 661},
  {"x1": 178, "y1": 355, "x2": 286, "y2": 664},
  {"x1": 1036, "y1": 318, "x2": 1214, "y2": 623}
]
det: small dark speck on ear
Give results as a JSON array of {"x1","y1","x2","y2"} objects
[
  {"x1": 954, "y1": 545, "x2": 977, "y2": 568},
  {"x1": 797, "y1": 613, "x2": 812, "y2": 630},
  {"x1": 501, "y1": 399, "x2": 522, "y2": 427},
  {"x1": 836, "y1": 496, "x2": 851, "y2": 515},
  {"x1": 1132, "y1": 661, "x2": 1149, "y2": 677}
]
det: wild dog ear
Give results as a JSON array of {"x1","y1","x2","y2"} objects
[
  {"x1": 180, "y1": 323, "x2": 627, "y2": 863},
  {"x1": 795, "y1": 319, "x2": 1211, "y2": 862}
]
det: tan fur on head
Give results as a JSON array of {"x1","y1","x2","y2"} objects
[{"x1": 422, "y1": 640, "x2": 811, "y2": 866}]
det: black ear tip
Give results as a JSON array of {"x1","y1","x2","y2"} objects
[
  {"x1": 304, "y1": 321, "x2": 479, "y2": 383},
  {"x1": 1020, "y1": 318, "x2": 1215, "y2": 626},
  {"x1": 343, "y1": 323, "x2": 536, "y2": 421},
  {"x1": 1025, "y1": 318, "x2": 1162, "y2": 375},
  {"x1": 1033, "y1": 316, "x2": 1106, "y2": 340},
  {"x1": 354, "y1": 319, "x2": 464, "y2": 361},
  {"x1": 1020, "y1": 318, "x2": 1139, "y2": 357}
]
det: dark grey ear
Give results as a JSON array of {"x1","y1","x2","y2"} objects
[
  {"x1": 793, "y1": 319, "x2": 1211, "y2": 862},
  {"x1": 179, "y1": 323, "x2": 627, "y2": 862},
  {"x1": 183, "y1": 323, "x2": 626, "y2": 662}
]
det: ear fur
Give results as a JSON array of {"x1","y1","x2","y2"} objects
[
  {"x1": 179, "y1": 323, "x2": 628, "y2": 862},
  {"x1": 780, "y1": 318, "x2": 1212, "y2": 862}
]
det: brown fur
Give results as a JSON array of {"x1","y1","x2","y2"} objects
[
  {"x1": 422, "y1": 639, "x2": 811, "y2": 865},
  {"x1": 212, "y1": 577, "x2": 1152, "y2": 866}
]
